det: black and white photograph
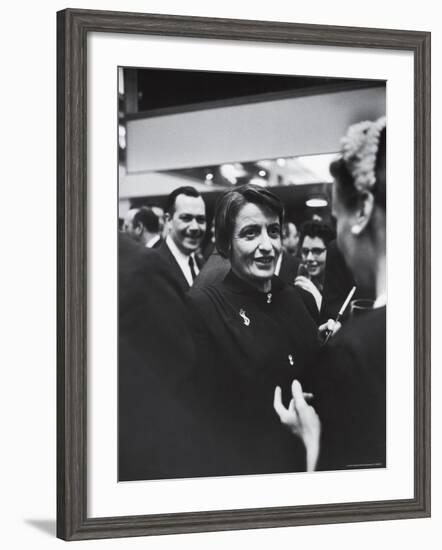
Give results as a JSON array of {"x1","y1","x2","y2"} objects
[{"x1": 117, "y1": 67, "x2": 387, "y2": 482}]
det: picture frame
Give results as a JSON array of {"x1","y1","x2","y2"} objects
[{"x1": 57, "y1": 8, "x2": 431, "y2": 541}]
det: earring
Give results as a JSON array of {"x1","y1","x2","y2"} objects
[{"x1": 351, "y1": 225, "x2": 361, "y2": 235}]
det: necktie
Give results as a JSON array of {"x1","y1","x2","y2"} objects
[{"x1": 188, "y1": 255, "x2": 197, "y2": 282}]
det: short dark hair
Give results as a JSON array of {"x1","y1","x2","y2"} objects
[
  {"x1": 133, "y1": 206, "x2": 159, "y2": 233},
  {"x1": 299, "y1": 220, "x2": 335, "y2": 249},
  {"x1": 330, "y1": 126, "x2": 386, "y2": 211},
  {"x1": 214, "y1": 184, "x2": 284, "y2": 258},
  {"x1": 165, "y1": 186, "x2": 202, "y2": 215}
]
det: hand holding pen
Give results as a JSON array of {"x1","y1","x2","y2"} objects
[{"x1": 321, "y1": 286, "x2": 356, "y2": 345}]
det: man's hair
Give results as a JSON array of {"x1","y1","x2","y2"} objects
[
  {"x1": 299, "y1": 220, "x2": 335, "y2": 248},
  {"x1": 214, "y1": 184, "x2": 284, "y2": 259},
  {"x1": 165, "y1": 186, "x2": 202, "y2": 215},
  {"x1": 133, "y1": 206, "x2": 160, "y2": 233}
]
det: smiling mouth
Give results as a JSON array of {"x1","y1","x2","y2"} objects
[
  {"x1": 307, "y1": 264, "x2": 319, "y2": 274},
  {"x1": 255, "y1": 257, "x2": 275, "y2": 266}
]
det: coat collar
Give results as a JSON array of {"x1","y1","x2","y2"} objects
[{"x1": 222, "y1": 270, "x2": 284, "y2": 298}]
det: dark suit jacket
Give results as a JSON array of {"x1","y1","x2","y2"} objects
[
  {"x1": 278, "y1": 251, "x2": 300, "y2": 285},
  {"x1": 319, "y1": 240, "x2": 375, "y2": 324},
  {"x1": 155, "y1": 241, "x2": 188, "y2": 290},
  {"x1": 118, "y1": 233, "x2": 198, "y2": 481},
  {"x1": 155, "y1": 240, "x2": 204, "y2": 293},
  {"x1": 192, "y1": 249, "x2": 230, "y2": 290},
  {"x1": 278, "y1": 252, "x2": 318, "y2": 322}
]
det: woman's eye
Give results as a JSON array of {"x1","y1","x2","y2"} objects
[{"x1": 268, "y1": 227, "x2": 280, "y2": 237}]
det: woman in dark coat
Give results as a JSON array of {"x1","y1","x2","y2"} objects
[
  {"x1": 186, "y1": 185, "x2": 319, "y2": 477},
  {"x1": 274, "y1": 117, "x2": 387, "y2": 472}
]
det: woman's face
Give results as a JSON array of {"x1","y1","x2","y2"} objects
[
  {"x1": 230, "y1": 202, "x2": 281, "y2": 286},
  {"x1": 300, "y1": 235, "x2": 327, "y2": 279}
]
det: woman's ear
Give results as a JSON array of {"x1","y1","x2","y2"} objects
[{"x1": 351, "y1": 191, "x2": 375, "y2": 236}]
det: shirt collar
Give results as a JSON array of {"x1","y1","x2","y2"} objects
[
  {"x1": 166, "y1": 235, "x2": 194, "y2": 264},
  {"x1": 146, "y1": 234, "x2": 161, "y2": 248}
]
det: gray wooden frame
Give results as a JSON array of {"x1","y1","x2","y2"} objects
[{"x1": 57, "y1": 8, "x2": 431, "y2": 541}]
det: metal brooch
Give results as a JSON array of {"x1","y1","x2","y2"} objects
[{"x1": 239, "y1": 309, "x2": 250, "y2": 326}]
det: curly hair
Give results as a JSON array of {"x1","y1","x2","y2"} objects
[{"x1": 330, "y1": 120, "x2": 386, "y2": 211}]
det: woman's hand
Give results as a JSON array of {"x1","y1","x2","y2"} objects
[
  {"x1": 294, "y1": 275, "x2": 322, "y2": 312},
  {"x1": 318, "y1": 318, "x2": 342, "y2": 342},
  {"x1": 273, "y1": 380, "x2": 321, "y2": 471}
]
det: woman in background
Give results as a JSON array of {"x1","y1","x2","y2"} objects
[
  {"x1": 294, "y1": 220, "x2": 335, "y2": 313},
  {"x1": 275, "y1": 117, "x2": 387, "y2": 472}
]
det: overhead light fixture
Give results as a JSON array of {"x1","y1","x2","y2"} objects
[
  {"x1": 205, "y1": 172, "x2": 214, "y2": 181},
  {"x1": 220, "y1": 163, "x2": 245, "y2": 184},
  {"x1": 306, "y1": 197, "x2": 328, "y2": 208},
  {"x1": 258, "y1": 170, "x2": 266, "y2": 177}
]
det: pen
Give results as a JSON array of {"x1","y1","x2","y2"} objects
[{"x1": 322, "y1": 286, "x2": 356, "y2": 344}]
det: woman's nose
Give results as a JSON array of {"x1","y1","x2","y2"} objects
[{"x1": 258, "y1": 230, "x2": 272, "y2": 251}]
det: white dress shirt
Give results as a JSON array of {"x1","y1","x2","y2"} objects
[
  {"x1": 145, "y1": 234, "x2": 161, "y2": 248},
  {"x1": 166, "y1": 236, "x2": 199, "y2": 286}
]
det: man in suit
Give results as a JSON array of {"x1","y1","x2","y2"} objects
[
  {"x1": 156, "y1": 186, "x2": 207, "y2": 291},
  {"x1": 123, "y1": 206, "x2": 163, "y2": 249},
  {"x1": 118, "y1": 232, "x2": 197, "y2": 481}
]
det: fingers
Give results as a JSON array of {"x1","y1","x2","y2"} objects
[
  {"x1": 319, "y1": 319, "x2": 341, "y2": 339},
  {"x1": 319, "y1": 319, "x2": 335, "y2": 333},
  {"x1": 273, "y1": 386, "x2": 287, "y2": 420},
  {"x1": 291, "y1": 379, "x2": 307, "y2": 410},
  {"x1": 294, "y1": 276, "x2": 312, "y2": 289}
]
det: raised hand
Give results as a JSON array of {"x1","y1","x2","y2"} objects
[{"x1": 273, "y1": 380, "x2": 321, "y2": 471}]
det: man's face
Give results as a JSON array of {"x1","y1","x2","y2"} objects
[
  {"x1": 282, "y1": 222, "x2": 299, "y2": 255},
  {"x1": 168, "y1": 194, "x2": 206, "y2": 255}
]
